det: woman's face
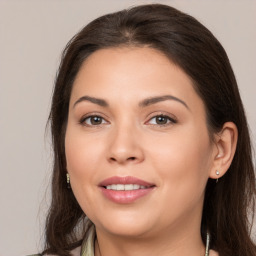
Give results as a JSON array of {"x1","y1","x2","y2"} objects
[{"x1": 65, "y1": 47, "x2": 216, "y2": 238}]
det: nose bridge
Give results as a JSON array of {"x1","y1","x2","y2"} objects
[{"x1": 107, "y1": 118, "x2": 144, "y2": 164}]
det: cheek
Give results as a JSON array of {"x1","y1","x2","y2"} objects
[
  {"x1": 64, "y1": 126, "x2": 105, "y2": 212},
  {"x1": 65, "y1": 124, "x2": 104, "y2": 177},
  {"x1": 145, "y1": 127, "x2": 212, "y2": 226},
  {"x1": 148, "y1": 125, "x2": 212, "y2": 195}
]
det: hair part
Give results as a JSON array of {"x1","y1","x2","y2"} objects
[{"x1": 43, "y1": 4, "x2": 256, "y2": 256}]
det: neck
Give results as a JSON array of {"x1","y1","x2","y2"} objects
[{"x1": 95, "y1": 219, "x2": 205, "y2": 256}]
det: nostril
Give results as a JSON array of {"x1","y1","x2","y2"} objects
[
  {"x1": 108, "y1": 156, "x2": 139, "y2": 163},
  {"x1": 128, "y1": 157, "x2": 136, "y2": 161}
]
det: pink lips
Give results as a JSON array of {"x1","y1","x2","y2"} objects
[{"x1": 99, "y1": 176, "x2": 155, "y2": 204}]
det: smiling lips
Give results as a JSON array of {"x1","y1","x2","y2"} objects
[{"x1": 99, "y1": 176, "x2": 156, "y2": 204}]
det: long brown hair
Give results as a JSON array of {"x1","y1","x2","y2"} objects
[{"x1": 43, "y1": 4, "x2": 256, "y2": 256}]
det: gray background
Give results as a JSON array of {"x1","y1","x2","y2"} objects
[{"x1": 0, "y1": 1, "x2": 255, "y2": 255}]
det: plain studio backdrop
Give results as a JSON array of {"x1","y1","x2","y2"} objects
[{"x1": 0, "y1": 1, "x2": 255, "y2": 255}]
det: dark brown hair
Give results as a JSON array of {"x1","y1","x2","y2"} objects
[{"x1": 43, "y1": 4, "x2": 256, "y2": 256}]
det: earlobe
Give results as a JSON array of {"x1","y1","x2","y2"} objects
[{"x1": 209, "y1": 122, "x2": 238, "y2": 180}]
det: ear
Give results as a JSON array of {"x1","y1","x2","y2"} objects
[{"x1": 209, "y1": 122, "x2": 238, "y2": 180}]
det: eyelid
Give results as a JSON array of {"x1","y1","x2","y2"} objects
[
  {"x1": 79, "y1": 112, "x2": 110, "y2": 127},
  {"x1": 145, "y1": 112, "x2": 178, "y2": 126}
]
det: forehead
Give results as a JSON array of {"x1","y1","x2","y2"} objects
[{"x1": 70, "y1": 47, "x2": 204, "y2": 111}]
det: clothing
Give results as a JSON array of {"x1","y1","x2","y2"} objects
[
  {"x1": 36, "y1": 224, "x2": 95, "y2": 256},
  {"x1": 80, "y1": 224, "x2": 95, "y2": 256}
]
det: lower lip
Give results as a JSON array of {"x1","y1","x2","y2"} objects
[{"x1": 100, "y1": 187, "x2": 155, "y2": 204}]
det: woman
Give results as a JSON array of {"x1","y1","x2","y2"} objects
[{"x1": 41, "y1": 4, "x2": 256, "y2": 256}]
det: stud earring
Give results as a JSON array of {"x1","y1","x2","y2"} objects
[
  {"x1": 66, "y1": 173, "x2": 71, "y2": 189},
  {"x1": 216, "y1": 170, "x2": 220, "y2": 183}
]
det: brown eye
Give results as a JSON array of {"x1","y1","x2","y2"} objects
[
  {"x1": 90, "y1": 116, "x2": 103, "y2": 125},
  {"x1": 148, "y1": 115, "x2": 177, "y2": 126},
  {"x1": 81, "y1": 115, "x2": 107, "y2": 126},
  {"x1": 155, "y1": 116, "x2": 168, "y2": 124}
]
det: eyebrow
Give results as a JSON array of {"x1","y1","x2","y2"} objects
[
  {"x1": 73, "y1": 96, "x2": 108, "y2": 108},
  {"x1": 73, "y1": 94, "x2": 189, "y2": 110},
  {"x1": 139, "y1": 95, "x2": 190, "y2": 110}
]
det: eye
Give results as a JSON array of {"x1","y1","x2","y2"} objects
[
  {"x1": 147, "y1": 115, "x2": 177, "y2": 126},
  {"x1": 80, "y1": 115, "x2": 108, "y2": 126}
]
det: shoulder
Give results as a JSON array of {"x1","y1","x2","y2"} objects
[{"x1": 210, "y1": 249, "x2": 219, "y2": 256}]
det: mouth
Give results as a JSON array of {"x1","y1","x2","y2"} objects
[
  {"x1": 104, "y1": 184, "x2": 153, "y2": 190},
  {"x1": 99, "y1": 176, "x2": 156, "y2": 204}
]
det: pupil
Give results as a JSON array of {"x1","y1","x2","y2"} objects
[
  {"x1": 157, "y1": 116, "x2": 167, "y2": 124},
  {"x1": 91, "y1": 116, "x2": 102, "y2": 125}
]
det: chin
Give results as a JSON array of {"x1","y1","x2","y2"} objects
[
  {"x1": 92, "y1": 211, "x2": 156, "y2": 238},
  {"x1": 102, "y1": 223, "x2": 152, "y2": 238}
]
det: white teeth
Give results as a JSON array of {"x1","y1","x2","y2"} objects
[
  {"x1": 124, "y1": 184, "x2": 133, "y2": 190},
  {"x1": 116, "y1": 184, "x2": 125, "y2": 190},
  {"x1": 133, "y1": 184, "x2": 140, "y2": 189},
  {"x1": 105, "y1": 184, "x2": 148, "y2": 190},
  {"x1": 111, "y1": 184, "x2": 117, "y2": 190}
]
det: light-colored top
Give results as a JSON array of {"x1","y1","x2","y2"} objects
[
  {"x1": 80, "y1": 224, "x2": 96, "y2": 256},
  {"x1": 40, "y1": 224, "x2": 95, "y2": 256}
]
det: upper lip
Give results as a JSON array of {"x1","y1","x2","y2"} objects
[{"x1": 99, "y1": 176, "x2": 155, "y2": 188}]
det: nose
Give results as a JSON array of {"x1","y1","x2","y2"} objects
[{"x1": 107, "y1": 125, "x2": 144, "y2": 165}]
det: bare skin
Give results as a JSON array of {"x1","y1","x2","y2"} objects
[{"x1": 65, "y1": 47, "x2": 237, "y2": 256}]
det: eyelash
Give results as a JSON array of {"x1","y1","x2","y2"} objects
[
  {"x1": 79, "y1": 114, "x2": 108, "y2": 127},
  {"x1": 146, "y1": 114, "x2": 177, "y2": 127},
  {"x1": 79, "y1": 113, "x2": 177, "y2": 127}
]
